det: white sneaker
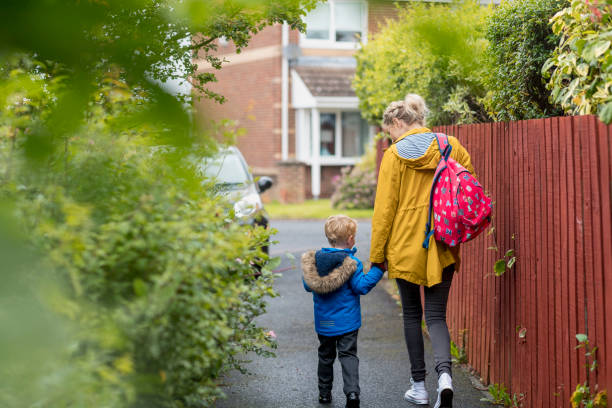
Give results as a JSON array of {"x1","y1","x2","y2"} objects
[
  {"x1": 404, "y1": 378, "x2": 429, "y2": 405},
  {"x1": 433, "y1": 373, "x2": 453, "y2": 408}
]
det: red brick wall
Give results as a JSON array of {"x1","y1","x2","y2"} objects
[
  {"x1": 368, "y1": 1, "x2": 402, "y2": 36},
  {"x1": 289, "y1": 28, "x2": 301, "y2": 44},
  {"x1": 300, "y1": 166, "x2": 345, "y2": 200},
  {"x1": 194, "y1": 27, "x2": 282, "y2": 173},
  {"x1": 288, "y1": 107, "x2": 296, "y2": 158},
  {"x1": 321, "y1": 166, "x2": 344, "y2": 198},
  {"x1": 198, "y1": 25, "x2": 282, "y2": 58},
  {"x1": 277, "y1": 161, "x2": 308, "y2": 203}
]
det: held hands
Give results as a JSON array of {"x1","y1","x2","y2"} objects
[{"x1": 370, "y1": 261, "x2": 388, "y2": 272}]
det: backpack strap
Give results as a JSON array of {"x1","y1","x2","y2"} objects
[
  {"x1": 435, "y1": 133, "x2": 452, "y2": 160},
  {"x1": 422, "y1": 133, "x2": 452, "y2": 249}
]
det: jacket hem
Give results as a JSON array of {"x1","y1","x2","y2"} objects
[
  {"x1": 388, "y1": 256, "x2": 456, "y2": 287},
  {"x1": 315, "y1": 324, "x2": 361, "y2": 337}
]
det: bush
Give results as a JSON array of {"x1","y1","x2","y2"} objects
[
  {"x1": 0, "y1": 55, "x2": 277, "y2": 407},
  {"x1": 484, "y1": 0, "x2": 567, "y2": 121},
  {"x1": 543, "y1": 0, "x2": 612, "y2": 124},
  {"x1": 331, "y1": 166, "x2": 377, "y2": 210},
  {"x1": 1, "y1": 140, "x2": 277, "y2": 407},
  {"x1": 354, "y1": 1, "x2": 491, "y2": 126}
]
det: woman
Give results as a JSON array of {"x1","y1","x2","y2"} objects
[{"x1": 370, "y1": 94, "x2": 475, "y2": 408}]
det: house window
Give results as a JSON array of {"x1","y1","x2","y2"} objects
[
  {"x1": 305, "y1": 3, "x2": 331, "y2": 40},
  {"x1": 317, "y1": 111, "x2": 370, "y2": 159},
  {"x1": 341, "y1": 112, "x2": 369, "y2": 157},
  {"x1": 334, "y1": 2, "x2": 364, "y2": 42},
  {"x1": 320, "y1": 113, "x2": 336, "y2": 156},
  {"x1": 303, "y1": 0, "x2": 367, "y2": 47}
]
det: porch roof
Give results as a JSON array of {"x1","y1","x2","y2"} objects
[{"x1": 293, "y1": 66, "x2": 356, "y2": 97}]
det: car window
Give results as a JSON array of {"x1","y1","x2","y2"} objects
[{"x1": 200, "y1": 152, "x2": 250, "y2": 186}]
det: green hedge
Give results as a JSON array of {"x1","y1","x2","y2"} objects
[
  {"x1": 1, "y1": 143, "x2": 277, "y2": 407},
  {"x1": 354, "y1": 1, "x2": 491, "y2": 126},
  {"x1": 1, "y1": 140, "x2": 277, "y2": 407},
  {"x1": 354, "y1": 0, "x2": 573, "y2": 126},
  {"x1": 484, "y1": 0, "x2": 567, "y2": 121}
]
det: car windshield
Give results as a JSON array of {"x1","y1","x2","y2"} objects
[{"x1": 200, "y1": 152, "x2": 250, "y2": 188}]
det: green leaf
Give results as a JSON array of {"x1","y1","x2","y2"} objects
[
  {"x1": 266, "y1": 256, "x2": 282, "y2": 271},
  {"x1": 494, "y1": 259, "x2": 506, "y2": 276},
  {"x1": 505, "y1": 249, "x2": 515, "y2": 258},
  {"x1": 582, "y1": 40, "x2": 611, "y2": 61},
  {"x1": 133, "y1": 278, "x2": 147, "y2": 297},
  {"x1": 576, "y1": 333, "x2": 588, "y2": 343},
  {"x1": 576, "y1": 63, "x2": 589, "y2": 76},
  {"x1": 571, "y1": 385, "x2": 584, "y2": 408},
  {"x1": 542, "y1": 58, "x2": 556, "y2": 75},
  {"x1": 573, "y1": 38, "x2": 587, "y2": 55},
  {"x1": 598, "y1": 102, "x2": 612, "y2": 125}
]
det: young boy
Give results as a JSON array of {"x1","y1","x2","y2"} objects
[{"x1": 301, "y1": 215, "x2": 384, "y2": 408}]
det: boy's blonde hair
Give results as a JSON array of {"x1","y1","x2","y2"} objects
[{"x1": 324, "y1": 215, "x2": 357, "y2": 247}]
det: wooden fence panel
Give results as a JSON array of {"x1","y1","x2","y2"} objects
[
  {"x1": 547, "y1": 117, "x2": 558, "y2": 402},
  {"x1": 425, "y1": 115, "x2": 612, "y2": 406},
  {"x1": 599, "y1": 120, "x2": 612, "y2": 393}
]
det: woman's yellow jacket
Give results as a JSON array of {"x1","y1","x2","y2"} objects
[{"x1": 369, "y1": 127, "x2": 475, "y2": 287}]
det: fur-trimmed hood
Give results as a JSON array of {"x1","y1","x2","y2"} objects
[{"x1": 301, "y1": 250, "x2": 357, "y2": 294}]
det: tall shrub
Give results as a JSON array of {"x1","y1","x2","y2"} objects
[
  {"x1": 1, "y1": 133, "x2": 278, "y2": 407},
  {"x1": 484, "y1": 0, "x2": 567, "y2": 121},
  {"x1": 543, "y1": 0, "x2": 612, "y2": 124},
  {"x1": 354, "y1": 1, "x2": 491, "y2": 126}
]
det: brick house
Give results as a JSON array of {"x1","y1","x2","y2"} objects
[{"x1": 194, "y1": 0, "x2": 400, "y2": 202}]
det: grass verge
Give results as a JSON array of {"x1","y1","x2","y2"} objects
[{"x1": 265, "y1": 199, "x2": 374, "y2": 220}]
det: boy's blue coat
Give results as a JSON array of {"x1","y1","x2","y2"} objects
[{"x1": 301, "y1": 247, "x2": 383, "y2": 336}]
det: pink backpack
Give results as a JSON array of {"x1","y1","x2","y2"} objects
[{"x1": 423, "y1": 133, "x2": 492, "y2": 249}]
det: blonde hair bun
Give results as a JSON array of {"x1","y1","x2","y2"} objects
[
  {"x1": 404, "y1": 94, "x2": 429, "y2": 124},
  {"x1": 382, "y1": 94, "x2": 429, "y2": 127}
]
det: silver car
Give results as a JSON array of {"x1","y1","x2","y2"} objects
[{"x1": 199, "y1": 146, "x2": 273, "y2": 253}]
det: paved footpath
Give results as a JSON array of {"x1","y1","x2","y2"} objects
[{"x1": 216, "y1": 220, "x2": 492, "y2": 408}]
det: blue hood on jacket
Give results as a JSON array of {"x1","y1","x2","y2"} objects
[{"x1": 315, "y1": 248, "x2": 355, "y2": 277}]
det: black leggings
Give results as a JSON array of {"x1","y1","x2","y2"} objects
[{"x1": 396, "y1": 265, "x2": 454, "y2": 382}]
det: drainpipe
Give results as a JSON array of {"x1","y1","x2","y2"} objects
[
  {"x1": 281, "y1": 23, "x2": 289, "y2": 161},
  {"x1": 311, "y1": 108, "x2": 321, "y2": 199}
]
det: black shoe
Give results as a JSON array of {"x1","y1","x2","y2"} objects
[
  {"x1": 319, "y1": 393, "x2": 332, "y2": 404},
  {"x1": 345, "y1": 392, "x2": 360, "y2": 408}
]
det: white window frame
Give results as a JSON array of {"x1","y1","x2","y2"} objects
[
  {"x1": 297, "y1": 107, "x2": 373, "y2": 198},
  {"x1": 300, "y1": 0, "x2": 368, "y2": 49},
  {"x1": 315, "y1": 109, "x2": 372, "y2": 165}
]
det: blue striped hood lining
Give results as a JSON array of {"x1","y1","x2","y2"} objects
[{"x1": 395, "y1": 132, "x2": 436, "y2": 159}]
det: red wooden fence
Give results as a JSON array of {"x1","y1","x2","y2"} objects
[
  {"x1": 379, "y1": 115, "x2": 611, "y2": 406},
  {"x1": 436, "y1": 116, "x2": 611, "y2": 407}
]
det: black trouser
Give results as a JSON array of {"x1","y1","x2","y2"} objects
[
  {"x1": 317, "y1": 329, "x2": 359, "y2": 396},
  {"x1": 396, "y1": 265, "x2": 454, "y2": 382}
]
